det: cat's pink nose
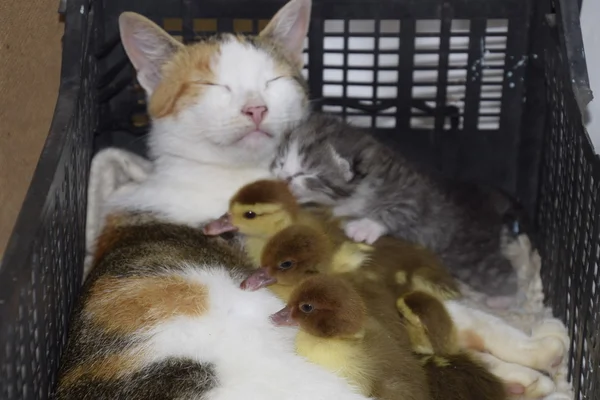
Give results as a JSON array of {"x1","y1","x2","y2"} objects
[{"x1": 242, "y1": 104, "x2": 268, "y2": 126}]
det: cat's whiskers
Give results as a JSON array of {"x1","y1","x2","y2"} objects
[{"x1": 169, "y1": 117, "x2": 308, "y2": 145}]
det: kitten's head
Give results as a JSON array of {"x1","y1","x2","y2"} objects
[
  {"x1": 271, "y1": 126, "x2": 357, "y2": 204},
  {"x1": 119, "y1": 0, "x2": 311, "y2": 167}
]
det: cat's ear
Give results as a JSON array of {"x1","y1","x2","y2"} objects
[
  {"x1": 119, "y1": 12, "x2": 184, "y2": 95},
  {"x1": 328, "y1": 145, "x2": 354, "y2": 182},
  {"x1": 259, "y1": 0, "x2": 311, "y2": 68}
]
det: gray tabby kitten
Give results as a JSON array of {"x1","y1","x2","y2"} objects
[{"x1": 271, "y1": 112, "x2": 524, "y2": 298}]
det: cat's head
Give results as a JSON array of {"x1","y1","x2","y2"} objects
[
  {"x1": 119, "y1": 0, "x2": 312, "y2": 167},
  {"x1": 271, "y1": 130, "x2": 357, "y2": 205}
]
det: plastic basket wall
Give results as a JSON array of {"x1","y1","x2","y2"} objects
[
  {"x1": 536, "y1": 16, "x2": 600, "y2": 399},
  {"x1": 96, "y1": 0, "x2": 533, "y2": 196},
  {"x1": 0, "y1": 0, "x2": 96, "y2": 398},
  {"x1": 0, "y1": 0, "x2": 596, "y2": 399}
]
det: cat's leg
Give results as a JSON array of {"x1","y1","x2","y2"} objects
[
  {"x1": 472, "y1": 352, "x2": 556, "y2": 399},
  {"x1": 530, "y1": 319, "x2": 570, "y2": 348},
  {"x1": 343, "y1": 218, "x2": 388, "y2": 244},
  {"x1": 445, "y1": 301, "x2": 568, "y2": 375},
  {"x1": 85, "y1": 148, "x2": 152, "y2": 281}
]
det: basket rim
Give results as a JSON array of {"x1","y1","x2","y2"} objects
[{"x1": 0, "y1": 0, "x2": 88, "y2": 289}]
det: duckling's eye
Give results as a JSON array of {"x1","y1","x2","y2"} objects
[
  {"x1": 279, "y1": 260, "x2": 294, "y2": 270},
  {"x1": 299, "y1": 303, "x2": 314, "y2": 313},
  {"x1": 243, "y1": 211, "x2": 256, "y2": 219}
]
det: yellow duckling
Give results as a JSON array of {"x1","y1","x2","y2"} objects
[
  {"x1": 396, "y1": 291, "x2": 509, "y2": 400},
  {"x1": 204, "y1": 179, "x2": 371, "y2": 271},
  {"x1": 271, "y1": 274, "x2": 430, "y2": 400}
]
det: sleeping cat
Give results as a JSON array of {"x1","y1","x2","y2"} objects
[
  {"x1": 271, "y1": 113, "x2": 524, "y2": 298},
  {"x1": 56, "y1": 209, "x2": 372, "y2": 400},
  {"x1": 100, "y1": 0, "x2": 311, "y2": 238}
]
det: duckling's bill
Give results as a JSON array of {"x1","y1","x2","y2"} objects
[
  {"x1": 271, "y1": 306, "x2": 298, "y2": 327},
  {"x1": 241, "y1": 267, "x2": 277, "y2": 290},
  {"x1": 203, "y1": 213, "x2": 238, "y2": 236}
]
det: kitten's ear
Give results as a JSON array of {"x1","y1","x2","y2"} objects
[
  {"x1": 328, "y1": 145, "x2": 354, "y2": 182},
  {"x1": 260, "y1": 0, "x2": 311, "y2": 68},
  {"x1": 119, "y1": 12, "x2": 184, "y2": 95}
]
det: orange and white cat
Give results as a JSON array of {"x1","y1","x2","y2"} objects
[{"x1": 94, "y1": 0, "x2": 312, "y2": 239}]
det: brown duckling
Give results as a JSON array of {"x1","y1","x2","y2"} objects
[
  {"x1": 240, "y1": 223, "x2": 371, "y2": 298},
  {"x1": 397, "y1": 291, "x2": 509, "y2": 400},
  {"x1": 241, "y1": 221, "x2": 459, "y2": 302},
  {"x1": 272, "y1": 275, "x2": 430, "y2": 400}
]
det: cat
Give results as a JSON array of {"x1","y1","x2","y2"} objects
[
  {"x1": 101, "y1": 0, "x2": 312, "y2": 237},
  {"x1": 271, "y1": 112, "x2": 526, "y2": 298},
  {"x1": 56, "y1": 209, "x2": 372, "y2": 400}
]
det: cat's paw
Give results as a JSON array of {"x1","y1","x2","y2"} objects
[
  {"x1": 474, "y1": 353, "x2": 557, "y2": 399},
  {"x1": 344, "y1": 218, "x2": 387, "y2": 244},
  {"x1": 529, "y1": 319, "x2": 569, "y2": 375},
  {"x1": 521, "y1": 375, "x2": 556, "y2": 399},
  {"x1": 531, "y1": 319, "x2": 569, "y2": 347},
  {"x1": 504, "y1": 368, "x2": 556, "y2": 399},
  {"x1": 525, "y1": 336, "x2": 567, "y2": 376}
]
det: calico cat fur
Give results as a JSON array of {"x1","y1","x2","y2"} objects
[{"x1": 56, "y1": 210, "x2": 371, "y2": 400}]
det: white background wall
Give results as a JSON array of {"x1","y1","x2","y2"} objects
[{"x1": 582, "y1": 0, "x2": 600, "y2": 151}]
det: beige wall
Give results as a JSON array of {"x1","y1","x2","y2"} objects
[{"x1": 0, "y1": 0, "x2": 64, "y2": 255}]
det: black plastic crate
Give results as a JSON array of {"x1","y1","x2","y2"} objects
[
  {"x1": 95, "y1": 0, "x2": 535, "y2": 197},
  {"x1": 0, "y1": 0, "x2": 596, "y2": 398}
]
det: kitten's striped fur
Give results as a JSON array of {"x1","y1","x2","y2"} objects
[{"x1": 271, "y1": 113, "x2": 522, "y2": 298}]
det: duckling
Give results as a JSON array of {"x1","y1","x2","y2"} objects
[
  {"x1": 396, "y1": 291, "x2": 508, "y2": 400},
  {"x1": 205, "y1": 179, "x2": 371, "y2": 270},
  {"x1": 240, "y1": 223, "x2": 376, "y2": 302},
  {"x1": 363, "y1": 235, "x2": 460, "y2": 301},
  {"x1": 239, "y1": 224, "x2": 332, "y2": 300},
  {"x1": 241, "y1": 221, "x2": 459, "y2": 303},
  {"x1": 272, "y1": 275, "x2": 430, "y2": 400}
]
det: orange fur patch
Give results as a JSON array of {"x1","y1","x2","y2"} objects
[
  {"x1": 148, "y1": 41, "x2": 220, "y2": 119},
  {"x1": 60, "y1": 354, "x2": 142, "y2": 387},
  {"x1": 460, "y1": 329, "x2": 486, "y2": 352},
  {"x1": 86, "y1": 275, "x2": 209, "y2": 334}
]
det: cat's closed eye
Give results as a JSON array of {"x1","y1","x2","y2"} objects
[
  {"x1": 265, "y1": 76, "x2": 286, "y2": 89},
  {"x1": 193, "y1": 80, "x2": 231, "y2": 92}
]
